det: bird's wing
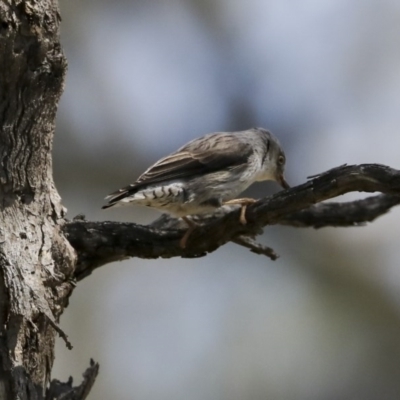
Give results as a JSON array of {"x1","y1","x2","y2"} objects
[
  {"x1": 104, "y1": 133, "x2": 253, "y2": 205},
  {"x1": 137, "y1": 132, "x2": 252, "y2": 184}
]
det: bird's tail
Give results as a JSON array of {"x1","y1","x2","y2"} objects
[
  {"x1": 102, "y1": 184, "x2": 139, "y2": 209},
  {"x1": 101, "y1": 203, "x2": 116, "y2": 210}
]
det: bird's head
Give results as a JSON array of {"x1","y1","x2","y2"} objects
[
  {"x1": 255, "y1": 128, "x2": 290, "y2": 189},
  {"x1": 273, "y1": 149, "x2": 290, "y2": 189}
]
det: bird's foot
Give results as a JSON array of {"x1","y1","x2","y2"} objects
[
  {"x1": 180, "y1": 217, "x2": 199, "y2": 248},
  {"x1": 223, "y1": 198, "x2": 258, "y2": 225}
]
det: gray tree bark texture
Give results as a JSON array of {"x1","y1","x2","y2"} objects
[
  {"x1": 1, "y1": 1, "x2": 400, "y2": 400},
  {"x1": 0, "y1": 1, "x2": 98, "y2": 399}
]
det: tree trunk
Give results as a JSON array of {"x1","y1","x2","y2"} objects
[{"x1": 0, "y1": 1, "x2": 77, "y2": 399}]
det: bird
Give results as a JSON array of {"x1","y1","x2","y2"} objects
[{"x1": 102, "y1": 127, "x2": 289, "y2": 248}]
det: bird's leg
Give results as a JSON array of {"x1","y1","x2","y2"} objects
[
  {"x1": 180, "y1": 216, "x2": 198, "y2": 249},
  {"x1": 223, "y1": 198, "x2": 257, "y2": 225}
]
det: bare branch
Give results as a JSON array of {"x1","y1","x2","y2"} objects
[
  {"x1": 279, "y1": 194, "x2": 400, "y2": 228},
  {"x1": 232, "y1": 236, "x2": 279, "y2": 260},
  {"x1": 64, "y1": 164, "x2": 400, "y2": 280},
  {"x1": 46, "y1": 359, "x2": 99, "y2": 400}
]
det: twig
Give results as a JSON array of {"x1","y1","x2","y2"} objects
[{"x1": 232, "y1": 236, "x2": 279, "y2": 260}]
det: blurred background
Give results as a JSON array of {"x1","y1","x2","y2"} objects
[{"x1": 54, "y1": 1, "x2": 400, "y2": 399}]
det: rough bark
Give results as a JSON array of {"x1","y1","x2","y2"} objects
[{"x1": 0, "y1": 1, "x2": 94, "y2": 399}]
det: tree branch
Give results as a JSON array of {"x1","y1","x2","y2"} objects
[
  {"x1": 279, "y1": 193, "x2": 400, "y2": 228},
  {"x1": 64, "y1": 164, "x2": 400, "y2": 280}
]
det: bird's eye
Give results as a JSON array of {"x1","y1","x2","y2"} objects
[{"x1": 278, "y1": 155, "x2": 285, "y2": 166}]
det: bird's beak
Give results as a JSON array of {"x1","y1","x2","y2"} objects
[{"x1": 278, "y1": 174, "x2": 290, "y2": 189}]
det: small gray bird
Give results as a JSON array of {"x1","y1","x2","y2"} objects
[{"x1": 102, "y1": 127, "x2": 289, "y2": 247}]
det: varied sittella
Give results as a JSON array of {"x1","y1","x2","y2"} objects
[{"x1": 102, "y1": 127, "x2": 290, "y2": 248}]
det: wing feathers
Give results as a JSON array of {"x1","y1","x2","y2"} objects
[{"x1": 136, "y1": 133, "x2": 252, "y2": 185}]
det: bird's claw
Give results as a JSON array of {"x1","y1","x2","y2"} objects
[{"x1": 223, "y1": 198, "x2": 258, "y2": 225}]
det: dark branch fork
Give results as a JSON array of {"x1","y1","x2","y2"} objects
[{"x1": 64, "y1": 164, "x2": 400, "y2": 281}]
